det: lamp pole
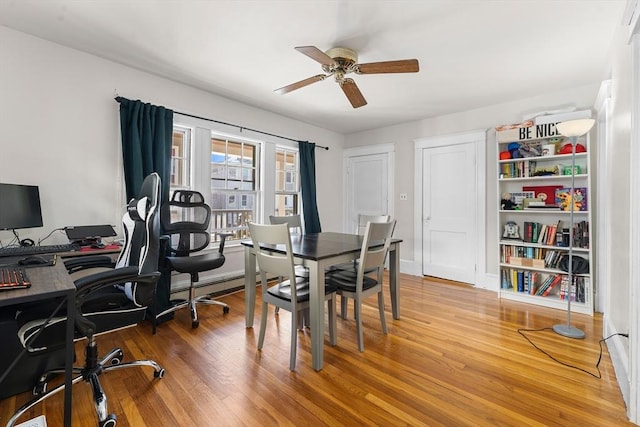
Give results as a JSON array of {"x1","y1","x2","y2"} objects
[{"x1": 552, "y1": 118, "x2": 594, "y2": 339}]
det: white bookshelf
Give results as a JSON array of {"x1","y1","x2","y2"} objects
[{"x1": 496, "y1": 110, "x2": 594, "y2": 315}]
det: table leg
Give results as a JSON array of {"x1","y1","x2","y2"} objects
[
  {"x1": 308, "y1": 261, "x2": 324, "y2": 371},
  {"x1": 389, "y1": 243, "x2": 401, "y2": 320},
  {"x1": 244, "y1": 246, "x2": 256, "y2": 328},
  {"x1": 63, "y1": 292, "x2": 74, "y2": 427}
]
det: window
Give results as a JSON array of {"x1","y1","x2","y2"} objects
[
  {"x1": 171, "y1": 127, "x2": 191, "y2": 190},
  {"x1": 170, "y1": 118, "x2": 301, "y2": 247},
  {"x1": 210, "y1": 137, "x2": 257, "y2": 241},
  {"x1": 275, "y1": 147, "x2": 299, "y2": 216}
]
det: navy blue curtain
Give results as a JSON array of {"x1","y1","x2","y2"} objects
[
  {"x1": 116, "y1": 97, "x2": 173, "y2": 203},
  {"x1": 298, "y1": 141, "x2": 322, "y2": 233},
  {"x1": 117, "y1": 97, "x2": 173, "y2": 321}
]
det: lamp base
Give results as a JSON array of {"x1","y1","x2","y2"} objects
[{"x1": 553, "y1": 323, "x2": 585, "y2": 339}]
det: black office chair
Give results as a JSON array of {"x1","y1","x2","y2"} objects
[
  {"x1": 155, "y1": 190, "x2": 229, "y2": 329},
  {"x1": 8, "y1": 173, "x2": 165, "y2": 427}
]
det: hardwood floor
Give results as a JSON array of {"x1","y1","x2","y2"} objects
[{"x1": 0, "y1": 274, "x2": 632, "y2": 426}]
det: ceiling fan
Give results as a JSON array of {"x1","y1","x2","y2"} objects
[{"x1": 275, "y1": 46, "x2": 419, "y2": 108}]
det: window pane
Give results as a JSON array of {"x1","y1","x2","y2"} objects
[
  {"x1": 242, "y1": 167, "x2": 254, "y2": 182},
  {"x1": 227, "y1": 166, "x2": 240, "y2": 181},
  {"x1": 276, "y1": 171, "x2": 285, "y2": 191},
  {"x1": 211, "y1": 139, "x2": 226, "y2": 164},
  {"x1": 275, "y1": 194, "x2": 298, "y2": 216},
  {"x1": 243, "y1": 144, "x2": 255, "y2": 167},
  {"x1": 171, "y1": 128, "x2": 191, "y2": 189},
  {"x1": 210, "y1": 136, "x2": 258, "y2": 242},
  {"x1": 227, "y1": 141, "x2": 242, "y2": 165},
  {"x1": 211, "y1": 165, "x2": 226, "y2": 180},
  {"x1": 275, "y1": 147, "x2": 299, "y2": 215}
]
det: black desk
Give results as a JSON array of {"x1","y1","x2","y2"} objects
[
  {"x1": 242, "y1": 232, "x2": 402, "y2": 371},
  {"x1": 0, "y1": 261, "x2": 75, "y2": 427}
]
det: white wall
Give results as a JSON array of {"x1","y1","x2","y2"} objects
[
  {"x1": 0, "y1": 26, "x2": 344, "y2": 278},
  {"x1": 345, "y1": 15, "x2": 638, "y2": 420},
  {"x1": 345, "y1": 84, "x2": 599, "y2": 274}
]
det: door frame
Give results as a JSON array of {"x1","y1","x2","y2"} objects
[
  {"x1": 342, "y1": 144, "x2": 395, "y2": 233},
  {"x1": 413, "y1": 130, "x2": 487, "y2": 287}
]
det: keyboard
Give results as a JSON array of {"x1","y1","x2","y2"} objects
[
  {"x1": 0, "y1": 267, "x2": 31, "y2": 290},
  {"x1": 0, "y1": 243, "x2": 80, "y2": 258}
]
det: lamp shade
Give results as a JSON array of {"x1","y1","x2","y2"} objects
[{"x1": 556, "y1": 119, "x2": 595, "y2": 137}]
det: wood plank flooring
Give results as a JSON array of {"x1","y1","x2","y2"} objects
[{"x1": 0, "y1": 274, "x2": 632, "y2": 426}]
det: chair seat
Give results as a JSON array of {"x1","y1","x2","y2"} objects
[
  {"x1": 268, "y1": 277, "x2": 337, "y2": 302},
  {"x1": 327, "y1": 271, "x2": 379, "y2": 292},
  {"x1": 16, "y1": 287, "x2": 147, "y2": 353},
  {"x1": 294, "y1": 265, "x2": 309, "y2": 278},
  {"x1": 166, "y1": 252, "x2": 225, "y2": 274}
]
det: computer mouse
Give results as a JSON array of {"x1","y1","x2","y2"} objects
[{"x1": 18, "y1": 256, "x2": 49, "y2": 266}]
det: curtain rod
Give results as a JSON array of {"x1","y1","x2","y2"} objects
[{"x1": 114, "y1": 96, "x2": 329, "y2": 151}]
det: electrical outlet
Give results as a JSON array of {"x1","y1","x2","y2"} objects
[{"x1": 400, "y1": 193, "x2": 408, "y2": 201}]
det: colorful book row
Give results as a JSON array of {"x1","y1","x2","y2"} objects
[{"x1": 499, "y1": 269, "x2": 588, "y2": 302}]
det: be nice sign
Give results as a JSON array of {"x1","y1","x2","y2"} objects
[{"x1": 497, "y1": 123, "x2": 560, "y2": 143}]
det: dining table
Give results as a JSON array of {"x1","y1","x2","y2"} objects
[{"x1": 241, "y1": 231, "x2": 402, "y2": 371}]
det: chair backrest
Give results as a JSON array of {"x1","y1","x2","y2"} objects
[
  {"x1": 357, "y1": 220, "x2": 396, "y2": 282},
  {"x1": 356, "y1": 214, "x2": 391, "y2": 235},
  {"x1": 114, "y1": 172, "x2": 161, "y2": 304},
  {"x1": 269, "y1": 214, "x2": 303, "y2": 235},
  {"x1": 161, "y1": 190, "x2": 212, "y2": 257},
  {"x1": 248, "y1": 223, "x2": 298, "y2": 299}
]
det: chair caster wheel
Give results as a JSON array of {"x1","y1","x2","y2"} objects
[
  {"x1": 223, "y1": 306, "x2": 230, "y2": 314},
  {"x1": 99, "y1": 413, "x2": 117, "y2": 427},
  {"x1": 154, "y1": 368, "x2": 166, "y2": 379},
  {"x1": 192, "y1": 320, "x2": 199, "y2": 328},
  {"x1": 33, "y1": 382, "x2": 47, "y2": 396},
  {"x1": 111, "y1": 350, "x2": 124, "y2": 365}
]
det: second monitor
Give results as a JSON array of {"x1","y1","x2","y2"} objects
[{"x1": 65, "y1": 224, "x2": 117, "y2": 248}]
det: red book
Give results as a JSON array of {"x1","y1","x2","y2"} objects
[{"x1": 542, "y1": 275, "x2": 562, "y2": 297}]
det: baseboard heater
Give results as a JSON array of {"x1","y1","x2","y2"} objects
[{"x1": 168, "y1": 271, "x2": 271, "y2": 300}]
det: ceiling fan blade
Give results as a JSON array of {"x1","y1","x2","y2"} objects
[
  {"x1": 295, "y1": 46, "x2": 337, "y2": 66},
  {"x1": 357, "y1": 59, "x2": 419, "y2": 74},
  {"x1": 275, "y1": 74, "x2": 328, "y2": 95},
  {"x1": 340, "y1": 78, "x2": 367, "y2": 108}
]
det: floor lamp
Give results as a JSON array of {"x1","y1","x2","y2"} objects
[{"x1": 552, "y1": 118, "x2": 595, "y2": 339}]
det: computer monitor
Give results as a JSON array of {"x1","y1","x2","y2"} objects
[{"x1": 0, "y1": 183, "x2": 44, "y2": 231}]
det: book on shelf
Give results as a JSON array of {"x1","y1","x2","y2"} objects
[
  {"x1": 555, "y1": 187, "x2": 588, "y2": 212},
  {"x1": 534, "y1": 274, "x2": 562, "y2": 297},
  {"x1": 537, "y1": 224, "x2": 547, "y2": 244},
  {"x1": 546, "y1": 220, "x2": 562, "y2": 246},
  {"x1": 541, "y1": 275, "x2": 562, "y2": 297},
  {"x1": 559, "y1": 276, "x2": 588, "y2": 303},
  {"x1": 523, "y1": 185, "x2": 563, "y2": 206}
]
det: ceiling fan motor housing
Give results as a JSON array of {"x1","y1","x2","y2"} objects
[{"x1": 325, "y1": 47, "x2": 358, "y2": 64}]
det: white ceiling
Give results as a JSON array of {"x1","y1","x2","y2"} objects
[{"x1": 0, "y1": 0, "x2": 627, "y2": 134}]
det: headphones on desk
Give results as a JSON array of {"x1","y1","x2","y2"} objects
[{"x1": 20, "y1": 238, "x2": 35, "y2": 247}]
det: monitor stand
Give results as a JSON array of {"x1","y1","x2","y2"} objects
[{"x1": 71, "y1": 238, "x2": 105, "y2": 249}]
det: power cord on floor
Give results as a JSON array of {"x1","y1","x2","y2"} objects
[{"x1": 517, "y1": 327, "x2": 628, "y2": 379}]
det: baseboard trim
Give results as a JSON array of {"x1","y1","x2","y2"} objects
[{"x1": 604, "y1": 314, "x2": 631, "y2": 415}]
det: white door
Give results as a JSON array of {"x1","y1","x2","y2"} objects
[
  {"x1": 346, "y1": 153, "x2": 389, "y2": 233},
  {"x1": 422, "y1": 142, "x2": 477, "y2": 283}
]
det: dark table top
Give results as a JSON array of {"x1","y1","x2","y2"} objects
[
  {"x1": 0, "y1": 259, "x2": 75, "y2": 307},
  {"x1": 241, "y1": 231, "x2": 401, "y2": 261}
]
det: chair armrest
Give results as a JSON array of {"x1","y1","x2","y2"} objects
[
  {"x1": 73, "y1": 266, "x2": 161, "y2": 337},
  {"x1": 64, "y1": 255, "x2": 117, "y2": 274},
  {"x1": 74, "y1": 267, "x2": 160, "y2": 299},
  {"x1": 217, "y1": 232, "x2": 233, "y2": 254}
]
